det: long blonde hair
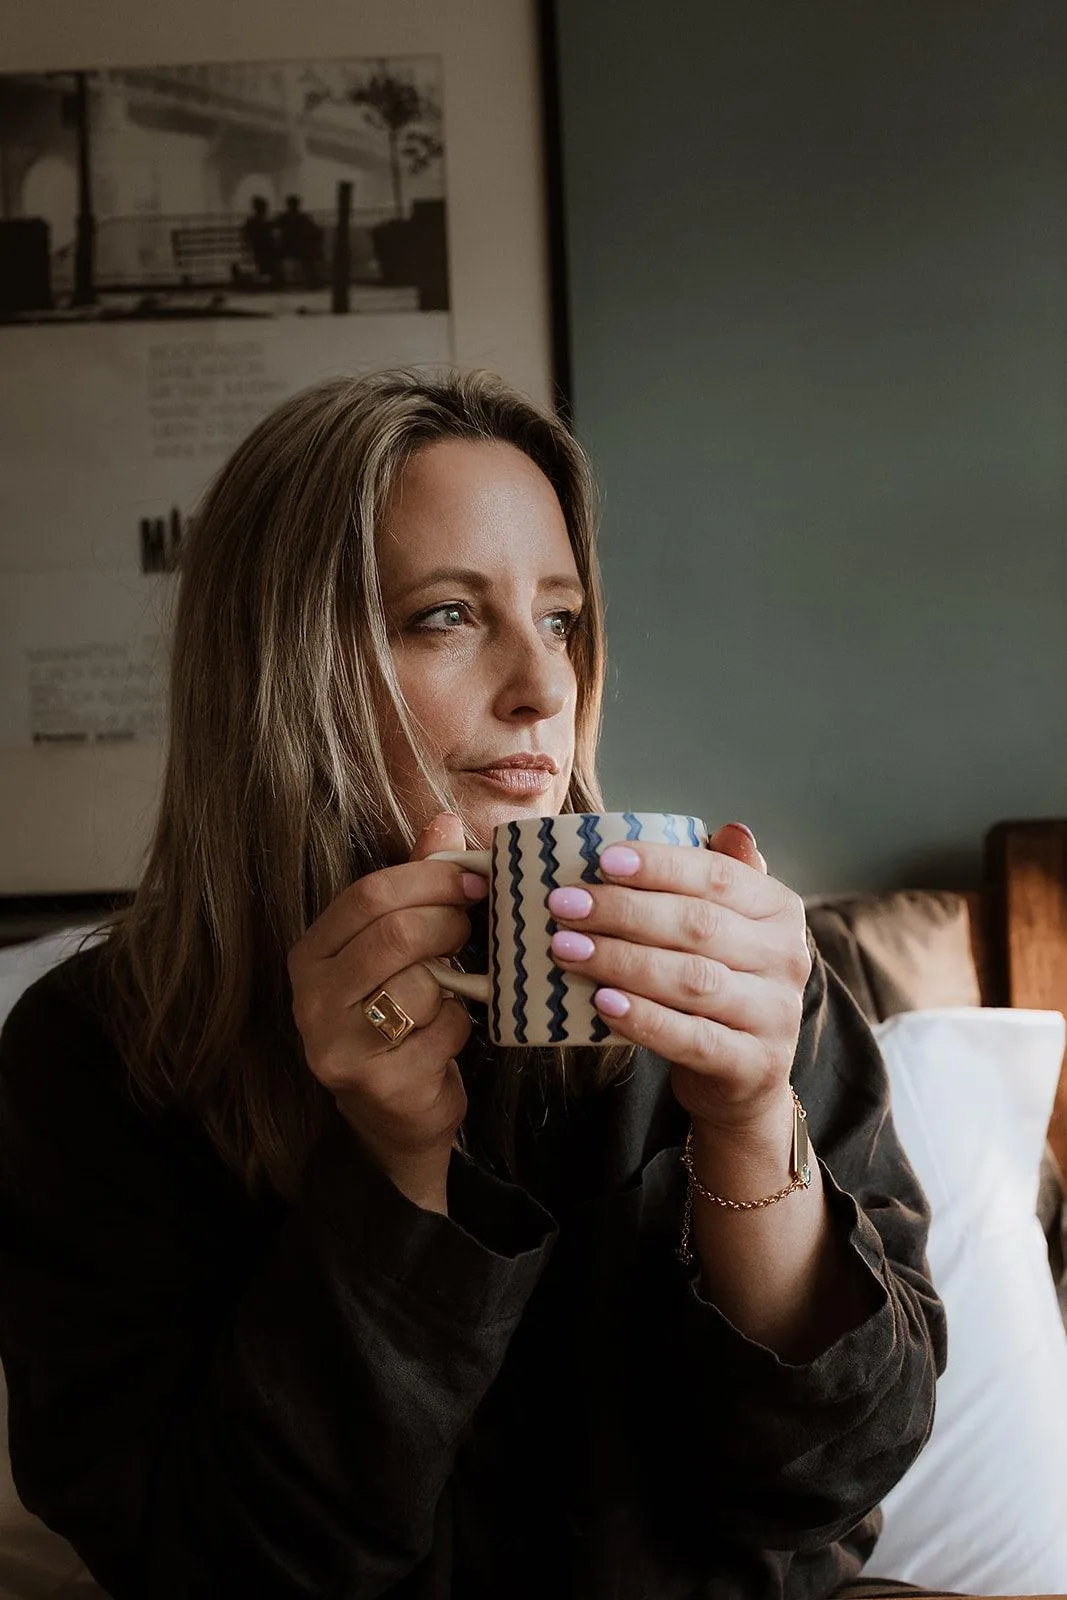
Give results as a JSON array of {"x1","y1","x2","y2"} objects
[{"x1": 103, "y1": 368, "x2": 628, "y2": 1198}]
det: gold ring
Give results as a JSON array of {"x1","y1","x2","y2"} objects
[{"x1": 362, "y1": 987, "x2": 417, "y2": 1047}]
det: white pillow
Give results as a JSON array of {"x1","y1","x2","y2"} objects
[
  {"x1": 0, "y1": 927, "x2": 104, "y2": 1033},
  {"x1": 869, "y1": 1007, "x2": 1067, "y2": 1596}
]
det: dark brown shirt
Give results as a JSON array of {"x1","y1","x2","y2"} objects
[{"x1": 0, "y1": 940, "x2": 945, "y2": 1598}]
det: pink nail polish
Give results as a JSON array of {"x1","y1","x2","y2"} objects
[
  {"x1": 599, "y1": 845, "x2": 641, "y2": 877},
  {"x1": 460, "y1": 872, "x2": 489, "y2": 899},
  {"x1": 547, "y1": 886, "x2": 594, "y2": 919},
  {"x1": 724, "y1": 822, "x2": 757, "y2": 845},
  {"x1": 551, "y1": 930, "x2": 595, "y2": 962},
  {"x1": 594, "y1": 987, "x2": 630, "y2": 1017}
]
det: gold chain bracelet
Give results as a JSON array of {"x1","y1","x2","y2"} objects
[{"x1": 678, "y1": 1088, "x2": 811, "y2": 1265}]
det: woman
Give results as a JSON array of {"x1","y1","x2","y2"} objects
[{"x1": 0, "y1": 370, "x2": 945, "y2": 1598}]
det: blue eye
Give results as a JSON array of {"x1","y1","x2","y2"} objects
[
  {"x1": 413, "y1": 603, "x2": 470, "y2": 631},
  {"x1": 545, "y1": 610, "x2": 580, "y2": 641}
]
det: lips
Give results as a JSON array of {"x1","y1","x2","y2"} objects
[
  {"x1": 466, "y1": 754, "x2": 559, "y2": 797},
  {"x1": 471, "y1": 754, "x2": 559, "y2": 775}
]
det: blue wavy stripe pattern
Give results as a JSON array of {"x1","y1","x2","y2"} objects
[
  {"x1": 506, "y1": 822, "x2": 528, "y2": 1043},
  {"x1": 686, "y1": 816, "x2": 701, "y2": 846},
  {"x1": 664, "y1": 814, "x2": 680, "y2": 845},
  {"x1": 576, "y1": 813, "x2": 603, "y2": 883},
  {"x1": 537, "y1": 818, "x2": 569, "y2": 1043},
  {"x1": 622, "y1": 812, "x2": 642, "y2": 840},
  {"x1": 489, "y1": 844, "x2": 502, "y2": 1043}
]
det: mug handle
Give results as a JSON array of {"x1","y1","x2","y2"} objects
[{"x1": 422, "y1": 849, "x2": 492, "y2": 1004}]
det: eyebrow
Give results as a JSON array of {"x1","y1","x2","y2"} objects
[{"x1": 386, "y1": 567, "x2": 586, "y2": 605}]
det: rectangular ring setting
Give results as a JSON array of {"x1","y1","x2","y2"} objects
[{"x1": 364, "y1": 988, "x2": 415, "y2": 1044}]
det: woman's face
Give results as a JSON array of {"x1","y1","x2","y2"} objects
[{"x1": 377, "y1": 438, "x2": 582, "y2": 848}]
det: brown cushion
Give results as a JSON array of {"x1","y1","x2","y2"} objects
[{"x1": 805, "y1": 891, "x2": 981, "y2": 1025}]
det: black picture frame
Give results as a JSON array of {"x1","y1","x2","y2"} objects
[{"x1": 537, "y1": 0, "x2": 574, "y2": 421}]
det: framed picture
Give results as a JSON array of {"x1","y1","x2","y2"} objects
[{"x1": 0, "y1": 0, "x2": 567, "y2": 919}]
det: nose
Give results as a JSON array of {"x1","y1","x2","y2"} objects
[{"x1": 491, "y1": 625, "x2": 572, "y2": 724}]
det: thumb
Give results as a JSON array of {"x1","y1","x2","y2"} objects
[
  {"x1": 409, "y1": 810, "x2": 467, "y2": 863},
  {"x1": 709, "y1": 821, "x2": 768, "y2": 875}
]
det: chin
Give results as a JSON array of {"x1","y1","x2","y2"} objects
[{"x1": 459, "y1": 782, "x2": 570, "y2": 846}]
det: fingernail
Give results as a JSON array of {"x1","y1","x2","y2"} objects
[
  {"x1": 461, "y1": 872, "x2": 489, "y2": 900},
  {"x1": 594, "y1": 987, "x2": 630, "y2": 1017},
  {"x1": 547, "y1": 886, "x2": 594, "y2": 919},
  {"x1": 599, "y1": 844, "x2": 641, "y2": 877},
  {"x1": 723, "y1": 822, "x2": 757, "y2": 845},
  {"x1": 551, "y1": 929, "x2": 595, "y2": 962}
]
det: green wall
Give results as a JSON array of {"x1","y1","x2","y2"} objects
[{"x1": 554, "y1": 0, "x2": 1067, "y2": 893}]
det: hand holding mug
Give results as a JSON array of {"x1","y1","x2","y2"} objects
[
  {"x1": 547, "y1": 821, "x2": 812, "y2": 1132},
  {"x1": 286, "y1": 813, "x2": 486, "y2": 1211}
]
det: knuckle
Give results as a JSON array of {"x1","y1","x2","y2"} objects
[
  {"x1": 444, "y1": 999, "x2": 474, "y2": 1048},
  {"x1": 764, "y1": 880, "x2": 801, "y2": 923},
  {"x1": 350, "y1": 871, "x2": 394, "y2": 923},
  {"x1": 638, "y1": 1002, "x2": 671, "y2": 1051},
  {"x1": 613, "y1": 888, "x2": 644, "y2": 938},
  {"x1": 378, "y1": 908, "x2": 416, "y2": 966},
  {"x1": 689, "y1": 1013, "x2": 723, "y2": 1065},
  {"x1": 380, "y1": 1062, "x2": 418, "y2": 1107},
  {"x1": 411, "y1": 966, "x2": 447, "y2": 1019},
  {"x1": 371, "y1": 1068, "x2": 412, "y2": 1116},
  {"x1": 759, "y1": 1034, "x2": 789, "y2": 1083},
  {"x1": 290, "y1": 984, "x2": 324, "y2": 1039},
  {"x1": 681, "y1": 896, "x2": 720, "y2": 948},
  {"x1": 783, "y1": 886, "x2": 807, "y2": 924},
  {"x1": 703, "y1": 849, "x2": 734, "y2": 895},
  {"x1": 784, "y1": 937, "x2": 813, "y2": 989},
  {"x1": 310, "y1": 1041, "x2": 355, "y2": 1094},
  {"x1": 660, "y1": 846, "x2": 687, "y2": 889},
  {"x1": 678, "y1": 952, "x2": 720, "y2": 1004}
]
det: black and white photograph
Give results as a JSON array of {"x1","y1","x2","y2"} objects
[
  {"x1": 0, "y1": 54, "x2": 457, "y2": 757},
  {"x1": 0, "y1": 57, "x2": 449, "y2": 326}
]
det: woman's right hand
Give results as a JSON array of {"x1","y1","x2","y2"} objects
[{"x1": 287, "y1": 813, "x2": 486, "y2": 1213}]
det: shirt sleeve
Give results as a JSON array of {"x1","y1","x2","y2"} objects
[
  {"x1": 628, "y1": 939, "x2": 947, "y2": 1558},
  {"x1": 0, "y1": 958, "x2": 556, "y2": 1600}
]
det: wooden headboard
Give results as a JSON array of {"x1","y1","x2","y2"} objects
[{"x1": 979, "y1": 819, "x2": 1067, "y2": 1175}]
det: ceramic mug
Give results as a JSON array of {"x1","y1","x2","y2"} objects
[{"x1": 424, "y1": 811, "x2": 708, "y2": 1047}]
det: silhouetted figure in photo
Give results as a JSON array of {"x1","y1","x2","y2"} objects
[
  {"x1": 276, "y1": 195, "x2": 324, "y2": 289},
  {"x1": 241, "y1": 197, "x2": 281, "y2": 286}
]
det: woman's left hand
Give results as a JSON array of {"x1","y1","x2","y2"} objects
[{"x1": 547, "y1": 823, "x2": 812, "y2": 1132}]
